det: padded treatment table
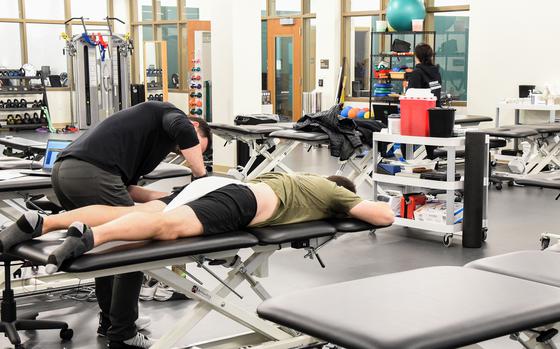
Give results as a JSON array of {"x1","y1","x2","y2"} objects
[
  {"x1": 258, "y1": 266, "x2": 560, "y2": 349},
  {"x1": 142, "y1": 162, "x2": 192, "y2": 180},
  {"x1": 5, "y1": 218, "x2": 381, "y2": 348},
  {"x1": 0, "y1": 137, "x2": 47, "y2": 154},
  {"x1": 515, "y1": 176, "x2": 560, "y2": 190},
  {"x1": 0, "y1": 159, "x2": 42, "y2": 170},
  {"x1": 455, "y1": 115, "x2": 493, "y2": 126},
  {"x1": 466, "y1": 250, "x2": 560, "y2": 287},
  {"x1": 476, "y1": 126, "x2": 539, "y2": 138}
]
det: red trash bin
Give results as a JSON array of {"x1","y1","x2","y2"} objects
[{"x1": 399, "y1": 96, "x2": 437, "y2": 136}]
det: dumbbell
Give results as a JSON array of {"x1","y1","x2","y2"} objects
[
  {"x1": 192, "y1": 67, "x2": 201, "y2": 72},
  {"x1": 157, "y1": 94, "x2": 164, "y2": 101},
  {"x1": 6, "y1": 114, "x2": 14, "y2": 125},
  {"x1": 190, "y1": 92, "x2": 202, "y2": 98},
  {"x1": 190, "y1": 108, "x2": 203, "y2": 115},
  {"x1": 191, "y1": 75, "x2": 201, "y2": 81},
  {"x1": 5, "y1": 99, "x2": 13, "y2": 108},
  {"x1": 190, "y1": 84, "x2": 202, "y2": 89},
  {"x1": 147, "y1": 94, "x2": 154, "y2": 101},
  {"x1": 19, "y1": 99, "x2": 27, "y2": 108}
]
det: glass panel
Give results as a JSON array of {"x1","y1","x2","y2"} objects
[
  {"x1": 275, "y1": 36, "x2": 293, "y2": 117},
  {"x1": 308, "y1": 0, "x2": 317, "y2": 14},
  {"x1": 261, "y1": 20, "x2": 267, "y2": 90},
  {"x1": 273, "y1": 0, "x2": 301, "y2": 16},
  {"x1": 157, "y1": 0, "x2": 178, "y2": 20},
  {"x1": 157, "y1": 25, "x2": 179, "y2": 89},
  {"x1": 0, "y1": 0, "x2": 19, "y2": 18},
  {"x1": 434, "y1": 0, "x2": 469, "y2": 6},
  {"x1": 184, "y1": 0, "x2": 211, "y2": 20},
  {"x1": 435, "y1": 11, "x2": 469, "y2": 100},
  {"x1": 26, "y1": 24, "x2": 66, "y2": 75},
  {"x1": 25, "y1": 0, "x2": 64, "y2": 20},
  {"x1": 261, "y1": 0, "x2": 267, "y2": 16},
  {"x1": 71, "y1": 0, "x2": 108, "y2": 20},
  {"x1": 0, "y1": 23, "x2": 21, "y2": 68},
  {"x1": 137, "y1": 0, "x2": 153, "y2": 21},
  {"x1": 344, "y1": 16, "x2": 379, "y2": 97},
  {"x1": 136, "y1": 25, "x2": 154, "y2": 83},
  {"x1": 345, "y1": 0, "x2": 381, "y2": 12},
  {"x1": 303, "y1": 18, "x2": 316, "y2": 92}
]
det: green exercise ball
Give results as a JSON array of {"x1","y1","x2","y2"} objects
[{"x1": 386, "y1": 0, "x2": 426, "y2": 32}]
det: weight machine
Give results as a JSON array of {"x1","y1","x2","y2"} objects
[{"x1": 63, "y1": 17, "x2": 133, "y2": 129}]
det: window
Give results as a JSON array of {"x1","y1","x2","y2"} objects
[
  {"x1": 343, "y1": 16, "x2": 380, "y2": 97},
  {"x1": 344, "y1": 0, "x2": 381, "y2": 12},
  {"x1": 261, "y1": 0, "x2": 267, "y2": 17},
  {"x1": 433, "y1": 0, "x2": 469, "y2": 6},
  {"x1": 27, "y1": 24, "x2": 66, "y2": 75},
  {"x1": 25, "y1": 0, "x2": 65, "y2": 20},
  {"x1": 137, "y1": 0, "x2": 153, "y2": 21},
  {"x1": 271, "y1": 0, "x2": 301, "y2": 16},
  {"x1": 303, "y1": 18, "x2": 316, "y2": 92},
  {"x1": 184, "y1": 0, "x2": 211, "y2": 20},
  {"x1": 71, "y1": 0, "x2": 108, "y2": 20},
  {"x1": 434, "y1": 11, "x2": 469, "y2": 100},
  {"x1": 136, "y1": 25, "x2": 154, "y2": 83},
  {"x1": 0, "y1": 0, "x2": 19, "y2": 18},
  {"x1": 0, "y1": 23, "x2": 21, "y2": 68},
  {"x1": 157, "y1": 24, "x2": 179, "y2": 89},
  {"x1": 157, "y1": 0, "x2": 178, "y2": 20},
  {"x1": 261, "y1": 20, "x2": 268, "y2": 89}
]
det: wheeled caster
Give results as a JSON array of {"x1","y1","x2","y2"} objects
[
  {"x1": 482, "y1": 228, "x2": 488, "y2": 241},
  {"x1": 495, "y1": 183, "x2": 502, "y2": 190},
  {"x1": 60, "y1": 328, "x2": 73, "y2": 341},
  {"x1": 443, "y1": 234, "x2": 453, "y2": 247},
  {"x1": 15, "y1": 344, "x2": 24, "y2": 349},
  {"x1": 541, "y1": 236, "x2": 551, "y2": 250},
  {"x1": 490, "y1": 160, "x2": 497, "y2": 167},
  {"x1": 507, "y1": 181, "x2": 514, "y2": 187}
]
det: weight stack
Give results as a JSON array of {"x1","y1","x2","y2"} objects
[
  {"x1": 463, "y1": 132, "x2": 488, "y2": 248},
  {"x1": 131, "y1": 84, "x2": 145, "y2": 106}
]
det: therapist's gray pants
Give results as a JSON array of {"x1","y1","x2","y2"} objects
[{"x1": 52, "y1": 158, "x2": 142, "y2": 342}]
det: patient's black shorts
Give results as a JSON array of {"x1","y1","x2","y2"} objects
[{"x1": 160, "y1": 184, "x2": 257, "y2": 235}]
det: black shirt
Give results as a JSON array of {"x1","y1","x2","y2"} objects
[
  {"x1": 406, "y1": 63, "x2": 443, "y2": 106},
  {"x1": 59, "y1": 101, "x2": 199, "y2": 185}
]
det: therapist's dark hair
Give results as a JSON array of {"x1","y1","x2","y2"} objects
[
  {"x1": 327, "y1": 175, "x2": 357, "y2": 193},
  {"x1": 188, "y1": 116, "x2": 212, "y2": 152},
  {"x1": 414, "y1": 43, "x2": 434, "y2": 65}
]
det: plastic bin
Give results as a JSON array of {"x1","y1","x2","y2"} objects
[
  {"x1": 400, "y1": 96, "x2": 436, "y2": 136},
  {"x1": 429, "y1": 108, "x2": 456, "y2": 138}
]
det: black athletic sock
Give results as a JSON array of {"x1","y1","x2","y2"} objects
[
  {"x1": 46, "y1": 222, "x2": 94, "y2": 274},
  {"x1": 0, "y1": 212, "x2": 43, "y2": 252}
]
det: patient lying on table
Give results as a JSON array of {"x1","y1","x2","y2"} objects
[{"x1": 0, "y1": 172, "x2": 394, "y2": 273}]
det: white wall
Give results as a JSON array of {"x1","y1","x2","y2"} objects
[
  {"x1": 315, "y1": 0, "x2": 342, "y2": 109},
  {"x1": 47, "y1": 90, "x2": 72, "y2": 125},
  {"x1": 467, "y1": 0, "x2": 560, "y2": 124},
  {"x1": 210, "y1": 0, "x2": 262, "y2": 168}
]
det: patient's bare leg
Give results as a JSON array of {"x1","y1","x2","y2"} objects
[{"x1": 42, "y1": 200, "x2": 166, "y2": 233}]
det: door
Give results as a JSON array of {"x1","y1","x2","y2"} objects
[{"x1": 267, "y1": 18, "x2": 302, "y2": 121}]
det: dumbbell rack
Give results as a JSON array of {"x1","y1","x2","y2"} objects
[
  {"x1": 0, "y1": 69, "x2": 50, "y2": 131},
  {"x1": 189, "y1": 59, "x2": 203, "y2": 117},
  {"x1": 146, "y1": 67, "x2": 164, "y2": 102}
]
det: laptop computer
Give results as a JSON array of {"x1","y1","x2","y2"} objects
[
  {"x1": 372, "y1": 104, "x2": 399, "y2": 126},
  {"x1": 21, "y1": 139, "x2": 72, "y2": 176}
]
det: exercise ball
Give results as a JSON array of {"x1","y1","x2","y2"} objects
[
  {"x1": 386, "y1": 0, "x2": 426, "y2": 32},
  {"x1": 348, "y1": 108, "x2": 360, "y2": 118},
  {"x1": 364, "y1": 111, "x2": 371, "y2": 119},
  {"x1": 341, "y1": 107, "x2": 351, "y2": 117},
  {"x1": 357, "y1": 110, "x2": 366, "y2": 118}
]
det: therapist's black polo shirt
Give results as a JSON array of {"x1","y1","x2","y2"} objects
[{"x1": 58, "y1": 101, "x2": 199, "y2": 185}]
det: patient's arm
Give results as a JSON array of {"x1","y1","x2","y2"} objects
[
  {"x1": 127, "y1": 185, "x2": 169, "y2": 203},
  {"x1": 348, "y1": 200, "x2": 395, "y2": 226},
  {"x1": 42, "y1": 200, "x2": 166, "y2": 234}
]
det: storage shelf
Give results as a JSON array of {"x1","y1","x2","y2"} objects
[
  {"x1": 373, "y1": 31, "x2": 436, "y2": 35},
  {"x1": 372, "y1": 173, "x2": 463, "y2": 190},
  {"x1": 0, "y1": 76, "x2": 41, "y2": 80},
  {"x1": 0, "y1": 108, "x2": 43, "y2": 112},
  {"x1": 373, "y1": 133, "x2": 466, "y2": 147},
  {"x1": 393, "y1": 217, "x2": 462, "y2": 233},
  {"x1": 0, "y1": 91, "x2": 44, "y2": 95},
  {"x1": 373, "y1": 53, "x2": 415, "y2": 57}
]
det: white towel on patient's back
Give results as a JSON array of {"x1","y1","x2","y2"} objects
[{"x1": 164, "y1": 177, "x2": 246, "y2": 212}]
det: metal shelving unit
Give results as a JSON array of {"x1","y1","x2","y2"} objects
[
  {"x1": 368, "y1": 30, "x2": 437, "y2": 113},
  {"x1": 0, "y1": 71, "x2": 50, "y2": 130},
  {"x1": 371, "y1": 132, "x2": 489, "y2": 246}
]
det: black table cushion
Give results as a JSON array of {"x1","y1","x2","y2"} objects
[
  {"x1": 466, "y1": 250, "x2": 560, "y2": 287},
  {"x1": 268, "y1": 129, "x2": 329, "y2": 142},
  {"x1": 475, "y1": 127, "x2": 538, "y2": 138},
  {"x1": 454, "y1": 115, "x2": 493, "y2": 125},
  {"x1": 515, "y1": 177, "x2": 560, "y2": 189},
  {"x1": 258, "y1": 266, "x2": 560, "y2": 349},
  {"x1": 143, "y1": 163, "x2": 192, "y2": 180},
  {"x1": 248, "y1": 221, "x2": 336, "y2": 244},
  {"x1": 209, "y1": 123, "x2": 283, "y2": 135},
  {"x1": 8, "y1": 232, "x2": 258, "y2": 273},
  {"x1": 326, "y1": 218, "x2": 381, "y2": 232}
]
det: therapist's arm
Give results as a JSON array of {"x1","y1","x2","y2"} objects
[
  {"x1": 127, "y1": 185, "x2": 170, "y2": 203},
  {"x1": 180, "y1": 144, "x2": 207, "y2": 178}
]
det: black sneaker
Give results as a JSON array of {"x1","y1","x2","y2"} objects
[
  {"x1": 108, "y1": 333, "x2": 155, "y2": 349},
  {"x1": 97, "y1": 314, "x2": 111, "y2": 337}
]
